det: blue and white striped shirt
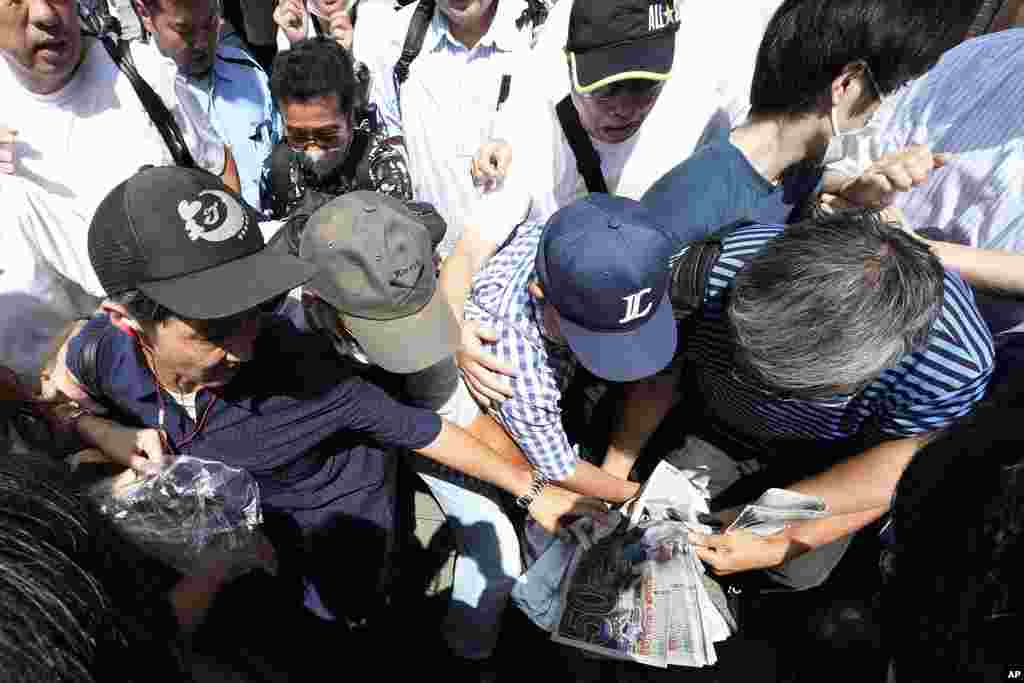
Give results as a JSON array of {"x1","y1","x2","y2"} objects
[
  {"x1": 686, "y1": 224, "x2": 994, "y2": 444},
  {"x1": 464, "y1": 222, "x2": 579, "y2": 481}
]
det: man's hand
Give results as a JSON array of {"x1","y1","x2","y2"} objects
[
  {"x1": 273, "y1": 0, "x2": 307, "y2": 45},
  {"x1": 471, "y1": 140, "x2": 513, "y2": 192},
  {"x1": 326, "y1": 5, "x2": 354, "y2": 49},
  {"x1": 528, "y1": 486, "x2": 608, "y2": 535},
  {"x1": 837, "y1": 145, "x2": 949, "y2": 208},
  {"x1": 457, "y1": 319, "x2": 516, "y2": 408},
  {"x1": 0, "y1": 127, "x2": 16, "y2": 174},
  {"x1": 688, "y1": 528, "x2": 792, "y2": 576},
  {"x1": 86, "y1": 421, "x2": 170, "y2": 475}
]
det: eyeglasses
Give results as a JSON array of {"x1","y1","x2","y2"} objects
[
  {"x1": 285, "y1": 127, "x2": 346, "y2": 152},
  {"x1": 860, "y1": 60, "x2": 884, "y2": 103}
]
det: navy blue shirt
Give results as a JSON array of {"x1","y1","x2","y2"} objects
[
  {"x1": 68, "y1": 315, "x2": 442, "y2": 619},
  {"x1": 642, "y1": 139, "x2": 822, "y2": 250}
]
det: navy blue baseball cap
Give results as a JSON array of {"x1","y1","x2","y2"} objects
[{"x1": 535, "y1": 195, "x2": 677, "y2": 382}]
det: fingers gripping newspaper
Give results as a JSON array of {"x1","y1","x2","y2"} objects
[{"x1": 517, "y1": 461, "x2": 828, "y2": 668}]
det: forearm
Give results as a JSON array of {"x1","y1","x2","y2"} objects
[
  {"x1": 603, "y1": 372, "x2": 679, "y2": 479},
  {"x1": 75, "y1": 415, "x2": 123, "y2": 462},
  {"x1": 439, "y1": 225, "x2": 493, "y2": 321},
  {"x1": 786, "y1": 435, "x2": 926, "y2": 515},
  {"x1": 558, "y1": 459, "x2": 640, "y2": 504},
  {"x1": 780, "y1": 506, "x2": 888, "y2": 560},
  {"x1": 926, "y1": 239, "x2": 1024, "y2": 295},
  {"x1": 417, "y1": 421, "x2": 535, "y2": 498}
]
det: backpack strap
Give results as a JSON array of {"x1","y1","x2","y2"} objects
[
  {"x1": 668, "y1": 220, "x2": 758, "y2": 320},
  {"x1": 393, "y1": 0, "x2": 436, "y2": 87},
  {"x1": 106, "y1": 43, "x2": 198, "y2": 168},
  {"x1": 555, "y1": 94, "x2": 608, "y2": 195}
]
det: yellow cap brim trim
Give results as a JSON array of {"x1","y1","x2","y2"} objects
[{"x1": 566, "y1": 49, "x2": 672, "y2": 95}]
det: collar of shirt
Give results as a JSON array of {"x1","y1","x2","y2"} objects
[{"x1": 428, "y1": 0, "x2": 527, "y2": 54}]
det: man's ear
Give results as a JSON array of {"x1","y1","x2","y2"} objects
[
  {"x1": 101, "y1": 302, "x2": 144, "y2": 338},
  {"x1": 829, "y1": 62, "x2": 866, "y2": 107},
  {"x1": 528, "y1": 280, "x2": 545, "y2": 299}
]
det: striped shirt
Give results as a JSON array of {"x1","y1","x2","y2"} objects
[
  {"x1": 878, "y1": 30, "x2": 1024, "y2": 254},
  {"x1": 685, "y1": 224, "x2": 994, "y2": 445},
  {"x1": 464, "y1": 222, "x2": 579, "y2": 481}
]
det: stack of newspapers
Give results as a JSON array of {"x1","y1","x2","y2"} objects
[{"x1": 524, "y1": 461, "x2": 828, "y2": 668}]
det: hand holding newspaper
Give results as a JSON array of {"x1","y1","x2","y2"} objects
[{"x1": 516, "y1": 461, "x2": 829, "y2": 668}]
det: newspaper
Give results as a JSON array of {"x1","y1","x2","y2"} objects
[
  {"x1": 550, "y1": 461, "x2": 734, "y2": 668},
  {"x1": 541, "y1": 464, "x2": 830, "y2": 668},
  {"x1": 726, "y1": 488, "x2": 829, "y2": 536}
]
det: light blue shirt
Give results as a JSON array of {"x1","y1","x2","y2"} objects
[
  {"x1": 879, "y1": 30, "x2": 1024, "y2": 253},
  {"x1": 186, "y1": 42, "x2": 281, "y2": 210}
]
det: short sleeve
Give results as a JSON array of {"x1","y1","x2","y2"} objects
[
  {"x1": 875, "y1": 274, "x2": 994, "y2": 436},
  {"x1": 339, "y1": 376, "x2": 444, "y2": 451}
]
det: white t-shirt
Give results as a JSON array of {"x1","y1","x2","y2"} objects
[
  {"x1": 500, "y1": 0, "x2": 782, "y2": 222},
  {"x1": 0, "y1": 38, "x2": 225, "y2": 375}
]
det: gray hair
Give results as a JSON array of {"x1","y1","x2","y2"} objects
[{"x1": 729, "y1": 210, "x2": 945, "y2": 401}]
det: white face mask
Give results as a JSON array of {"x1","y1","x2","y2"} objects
[{"x1": 821, "y1": 106, "x2": 880, "y2": 166}]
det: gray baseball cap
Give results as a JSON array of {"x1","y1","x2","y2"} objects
[{"x1": 299, "y1": 191, "x2": 459, "y2": 374}]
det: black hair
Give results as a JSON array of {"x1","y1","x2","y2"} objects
[
  {"x1": 0, "y1": 454, "x2": 185, "y2": 682},
  {"x1": 887, "y1": 336, "x2": 1024, "y2": 680},
  {"x1": 750, "y1": 0, "x2": 985, "y2": 116},
  {"x1": 270, "y1": 37, "x2": 358, "y2": 115}
]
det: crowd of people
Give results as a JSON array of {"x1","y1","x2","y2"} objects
[{"x1": 3, "y1": 0, "x2": 1024, "y2": 680}]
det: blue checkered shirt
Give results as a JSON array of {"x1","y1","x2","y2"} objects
[{"x1": 464, "y1": 222, "x2": 579, "y2": 481}]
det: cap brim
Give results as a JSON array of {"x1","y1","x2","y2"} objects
[
  {"x1": 569, "y1": 32, "x2": 675, "y2": 94},
  {"x1": 139, "y1": 248, "x2": 318, "y2": 320},
  {"x1": 557, "y1": 291, "x2": 677, "y2": 383},
  {"x1": 343, "y1": 287, "x2": 460, "y2": 375}
]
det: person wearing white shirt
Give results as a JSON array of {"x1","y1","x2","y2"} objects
[
  {"x1": 0, "y1": 0, "x2": 234, "y2": 380},
  {"x1": 360, "y1": 0, "x2": 542, "y2": 258},
  {"x1": 476, "y1": 0, "x2": 782, "y2": 225}
]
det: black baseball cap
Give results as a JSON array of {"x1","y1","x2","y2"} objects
[
  {"x1": 89, "y1": 166, "x2": 317, "y2": 320},
  {"x1": 566, "y1": 0, "x2": 680, "y2": 94},
  {"x1": 299, "y1": 191, "x2": 459, "y2": 374}
]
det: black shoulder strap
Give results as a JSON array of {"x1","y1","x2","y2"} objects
[
  {"x1": 515, "y1": 0, "x2": 550, "y2": 31},
  {"x1": 104, "y1": 41, "x2": 197, "y2": 168},
  {"x1": 78, "y1": 4, "x2": 196, "y2": 167},
  {"x1": 668, "y1": 220, "x2": 757, "y2": 320},
  {"x1": 555, "y1": 94, "x2": 608, "y2": 195},
  {"x1": 346, "y1": 129, "x2": 372, "y2": 186},
  {"x1": 394, "y1": 0, "x2": 436, "y2": 87}
]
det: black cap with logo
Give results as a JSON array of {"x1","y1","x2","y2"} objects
[
  {"x1": 566, "y1": 0, "x2": 680, "y2": 94},
  {"x1": 89, "y1": 166, "x2": 317, "y2": 320}
]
